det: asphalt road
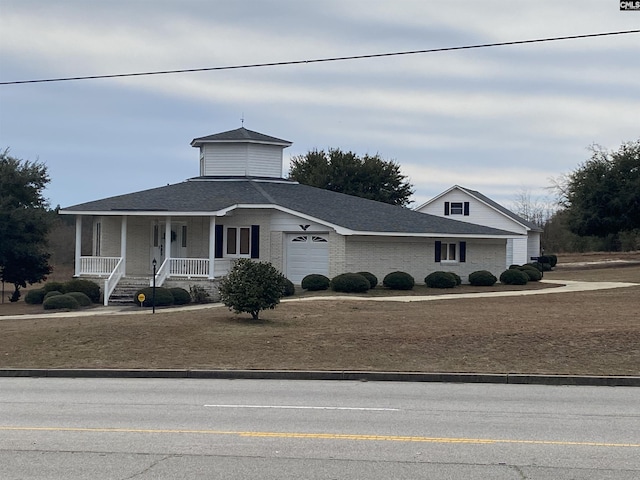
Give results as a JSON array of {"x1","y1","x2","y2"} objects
[{"x1": 0, "y1": 378, "x2": 638, "y2": 479}]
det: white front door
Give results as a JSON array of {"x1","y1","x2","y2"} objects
[{"x1": 285, "y1": 233, "x2": 329, "y2": 284}]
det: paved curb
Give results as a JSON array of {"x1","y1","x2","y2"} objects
[{"x1": 1, "y1": 369, "x2": 638, "y2": 386}]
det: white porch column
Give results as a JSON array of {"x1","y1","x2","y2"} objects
[
  {"x1": 120, "y1": 216, "x2": 127, "y2": 276},
  {"x1": 165, "y1": 216, "x2": 172, "y2": 264},
  {"x1": 74, "y1": 216, "x2": 82, "y2": 277},
  {"x1": 209, "y1": 216, "x2": 216, "y2": 279}
]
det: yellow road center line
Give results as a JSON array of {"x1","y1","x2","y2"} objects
[{"x1": 1, "y1": 426, "x2": 639, "y2": 448}]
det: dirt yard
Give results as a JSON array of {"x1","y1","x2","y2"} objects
[{"x1": 1, "y1": 252, "x2": 639, "y2": 375}]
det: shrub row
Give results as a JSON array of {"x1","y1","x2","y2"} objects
[
  {"x1": 25, "y1": 279, "x2": 101, "y2": 306},
  {"x1": 133, "y1": 287, "x2": 192, "y2": 307}
]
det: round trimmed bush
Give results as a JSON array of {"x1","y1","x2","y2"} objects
[
  {"x1": 383, "y1": 271, "x2": 415, "y2": 290},
  {"x1": 43, "y1": 294, "x2": 80, "y2": 310},
  {"x1": 25, "y1": 288, "x2": 46, "y2": 305},
  {"x1": 134, "y1": 287, "x2": 174, "y2": 307},
  {"x1": 518, "y1": 266, "x2": 542, "y2": 281},
  {"x1": 283, "y1": 278, "x2": 296, "y2": 297},
  {"x1": 64, "y1": 279, "x2": 101, "y2": 303},
  {"x1": 169, "y1": 287, "x2": 191, "y2": 305},
  {"x1": 330, "y1": 273, "x2": 370, "y2": 293},
  {"x1": 43, "y1": 282, "x2": 66, "y2": 293},
  {"x1": 44, "y1": 290, "x2": 63, "y2": 300},
  {"x1": 425, "y1": 271, "x2": 457, "y2": 289},
  {"x1": 547, "y1": 254, "x2": 558, "y2": 268},
  {"x1": 528, "y1": 261, "x2": 543, "y2": 272},
  {"x1": 356, "y1": 271, "x2": 378, "y2": 289},
  {"x1": 447, "y1": 272, "x2": 462, "y2": 286},
  {"x1": 66, "y1": 291, "x2": 92, "y2": 306},
  {"x1": 499, "y1": 269, "x2": 529, "y2": 285},
  {"x1": 468, "y1": 270, "x2": 497, "y2": 286},
  {"x1": 301, "y1": 274, "x2": 330, "y2": 291}
]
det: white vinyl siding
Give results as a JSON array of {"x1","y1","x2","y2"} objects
[{"x1": 200, "y1": 143, "x2": 283, "y2": 178}]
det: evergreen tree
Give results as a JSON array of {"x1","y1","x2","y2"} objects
[{"x1": 0, "y1": 150, "x2": 53, "y2": 301}]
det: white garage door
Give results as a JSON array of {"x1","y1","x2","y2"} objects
[{"x1": 286, "y1": 234, "x2": 329, "y2": 284}]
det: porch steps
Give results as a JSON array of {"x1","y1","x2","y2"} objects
[{"x1": 108, "y1": 277, "x2": 150, "y2": 305}]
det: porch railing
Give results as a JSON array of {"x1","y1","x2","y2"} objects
[
  {"x1": 103, "y1": 257, "x2": 125, "y2": 306},
  {"x1": 170, "y1": 258, "x2": 210, "y2": 277},
  {"x1": 152, "y1": 258, "x2": 171, "y2": 287},
  {"x1": 80, "y1": 256, "x2": 121, "y2": 276},
  {"x1": 152, "y1": 258, "x2": 214, "y2": 286}
]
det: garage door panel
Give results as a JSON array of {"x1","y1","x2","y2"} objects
[{"x1": 286, "y1": 234, "x2": 329, "y2": 284}]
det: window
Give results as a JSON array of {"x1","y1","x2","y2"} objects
[
  {"x1": 444, "y1": 201, "x2": 470, "y2": 216},
  {"x1": 181, "y1": 225, "x2": 187, "y2": 248},
  {"x1": 442, "y1": 242, "x2": 457, "y2": 261},
  {"x1": 435, "y1": 241, "x2": 466, "y2": 263},
  {"x1": 216, "y1": 225, "x2": 259, "y2": 259},
  {"x1": 95, "y1": 222, "x2": 101, "y2": 256},
  {"x1": 153, "y1": 224, "x2": 159, "y2": 247},
  {"x1": 226, "y1": 227, "x2": 251, "y2": 256},
  {"x1": 450, "y1": 202, "x2": 463, "y2": 215}
]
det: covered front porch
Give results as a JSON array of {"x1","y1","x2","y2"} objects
[{"x1": 71, "y1": 215, "x2": 236, "y2": 305}]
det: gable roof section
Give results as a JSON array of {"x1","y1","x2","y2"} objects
[
  {"x1": 416, "y1": 185, "x2": 542, "y2": 232},
  {"x1": 191, "y1": 127, "x2": 292, "y2": 147},
  {"x1": 60, "y1": 178, "x2": 517, "y2": 238}
]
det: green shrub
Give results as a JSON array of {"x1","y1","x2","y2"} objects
[
  {"x1": 508, "y1": 264, "x2": 520, "y2": 270},
  {"x1": 518, "y1": 266, "x2": 542, "y2": 281},
  {"x1": 425, "y1": 271, "x2": 457, "y2": 289},
  {"x1": 64, "y1": 279, "x2": 101, "y2": 303},
  {"x1": 44, "y1": 290, "x2": 63, "y2": 300},
  {"x1": 547, "y1": 254, "x2": 558, "y2": 268},
  {"x1": 66, "y1": 291, "x2": 92, "y2": 306},
  {"x1": 43, "y1": 294, "x2": 80, "y2": 310},
  {"x1": 330, "y1": 273, "x2": 370, "y2": 293},
  {"x1": 43, "y1": 282, "x2": 66, "y2": 293},
  {"x1": 528, "y1": 261, "x2": 543, "y2": 272},
  {"x1": 134, "y1": 287, "x2": 174, "y2": 307},
  {"x1": 301, "y1": 274, "x2": 330, "y2": 291},
  {"x1": 468, "y1": 270, "x2": 497, "y2": 286},
  {"x1": 383, "y1": 271, "x2": 415, "y2": 290},
  {"x1": 189, "y1": 284, "x2": 211, "y2": 304},
  {"x1": 356, "y1": 271, "x2": 378, "y2": 289},
  {"x1": 447, "y1": 272, "x2": 462, "y2": 286},
  {"x1": 500, "y1": 269, "x2": 529, "y2": 285},
  {"x1": 25, "y1": 288, "x2": 46, "y2": 305},
  {"x1": 219, "y1": 259, "x2": 287, "y2": 320},
  {"x1": 283, "y1": 278, "x2": 296, "y2": 297},
  {"x1": 169, "y1": 287, "x2": 191, "y2": 305}
]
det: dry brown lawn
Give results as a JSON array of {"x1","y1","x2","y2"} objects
[{"x1": 1, "y1": 252, "x2": 639, "y2": 375}]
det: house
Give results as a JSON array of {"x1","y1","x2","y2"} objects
[
  {"x1": 59, "y1": 127, "x2": 522, "y2": 305},
  {"x1": 414, "y1": 185, "x2": 542, "y2": 267}
]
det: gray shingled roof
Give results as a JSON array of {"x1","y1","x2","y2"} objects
[
  {"x1": 61, "y1": 178, "x2": 517, "y2": 237},
  {"x1": 191, "y1": 127, "x2": 291, "y2": 146},
  {"x1": 458, "y1": 186, "x2": 543, "y2": 232}
]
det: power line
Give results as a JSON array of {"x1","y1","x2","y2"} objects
[{"x1": 1, "y1": 30, "x2": 638, "y2": 86}]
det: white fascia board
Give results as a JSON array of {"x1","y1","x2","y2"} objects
[
  {"x1": 347, "y1": 231, "x2": 522, "y2": 239},
  {"x1": 191, "y1": 139, "x2": 292, "y2": 147},
  {"x1": 58, "y1": 210, "x2": 230, "y2": 217}
]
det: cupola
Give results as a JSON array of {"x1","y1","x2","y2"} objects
[{"x1": 191, "y1": 127, "x2": 292, "y2": 178}]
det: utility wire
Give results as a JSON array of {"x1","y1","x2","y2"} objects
[{"x1": 1, "y1": 29, "x2": 638, "y2": 86}]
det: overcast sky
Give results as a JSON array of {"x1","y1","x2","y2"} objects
[{"x1": 1, "y1": 0, "x2": 638, "y2": 211}]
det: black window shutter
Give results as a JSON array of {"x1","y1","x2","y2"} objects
[
  {"x1": 214, "y1": 224, "x2": 223, "y2": 258},
  {"x1": 463, "y1": 202, "x2": 470, "y2": 216},
  {"x1": 444, "y1": 202, "x2": 450, "y2": 216},
  {"x1": 250, "y1": 225, "x2": 260, "y2": 259},
  {"x1": 435, "y1": 241, "x2": 442, "y2": 262},
  {"x1": 460, "y1": 241, "x2": 467, "y2": 262}
]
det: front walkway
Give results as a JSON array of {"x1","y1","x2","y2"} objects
[{"x1": 1, "y1": 279, "x2": 637, "y2": 321}]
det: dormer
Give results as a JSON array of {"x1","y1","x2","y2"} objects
[{"x1": 191, "y1": 127, "x2": 292, "y2": 178}]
